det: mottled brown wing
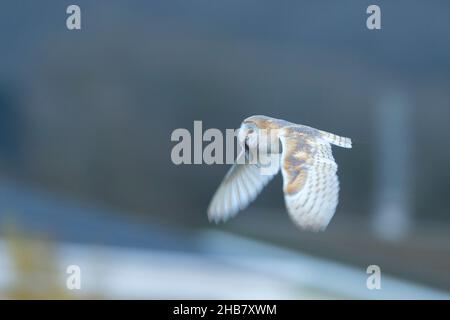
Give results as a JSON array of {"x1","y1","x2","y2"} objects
[
  {"x1": 208, "y1": 151, "x2": 280, "y2": 223},
  {"x1": 279, "y1": 128, "x2": 339, "y2": 231}
]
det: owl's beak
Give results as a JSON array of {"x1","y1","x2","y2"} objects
[
  {"x1": 237, "y1": 127, "x2": 247, "y2": 149},
  {"x1": 237, "y1": 126, "x2": 247, "y2": 145},
  {"x1": 236, "y1": 126, "x2": 251, "y2": 164}
]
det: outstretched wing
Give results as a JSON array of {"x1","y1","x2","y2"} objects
[
  {"x1": 208, "y1": 151, "x2": 280, "y2": 223},
  {"x1": 279, "y1": 127, "x2": 340, "y2": 231}
]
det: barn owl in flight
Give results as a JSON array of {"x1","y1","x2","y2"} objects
[{"x1": 208, "y1": 115, "x2": 352, "y2": 231}]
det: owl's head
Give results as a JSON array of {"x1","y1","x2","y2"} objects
[
  {"x1": 238, "y1": 121, "x2": 258, "y2": 150},
  {"x1": 239, "y1": 116, "x2": 281, "y2": 153}
]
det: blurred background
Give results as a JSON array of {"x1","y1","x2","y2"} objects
[{"x1": 0, "y1": 0, "x2": 450, "y2": 299}]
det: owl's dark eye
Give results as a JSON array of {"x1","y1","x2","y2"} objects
[{"x1": 247, "y1": 128, "x2": 254, "y2": 134}]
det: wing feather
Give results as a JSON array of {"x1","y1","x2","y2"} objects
[
  {"x1": 208, "y1": 151, "x2": 280, "y2": 223},
  {"x1": 279, "y1": 127, "x2": 340, "y2": 231}
]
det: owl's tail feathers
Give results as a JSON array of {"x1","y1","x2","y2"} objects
[{"x1": 319, "y1": 130, "x2": 352, "y2": 148}]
